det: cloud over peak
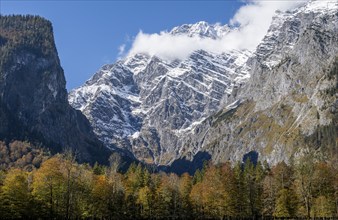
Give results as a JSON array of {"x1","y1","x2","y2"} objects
[{"x1": 126, "y1": 0, "x2": 308, "y2": 61}]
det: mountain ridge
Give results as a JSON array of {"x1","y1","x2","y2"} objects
[
  {"x1": 69, "y1": 45, "x2": 251, "y2": 164},
  {"x1": 70, "y1": 0, "x2": 338, "y2": 166},
  {"x1": 181, "y1": 0, "x2": 338, "y2": 164},
  {"x1": 170, "y1": 21, "x2": 231, "y2": 39}
]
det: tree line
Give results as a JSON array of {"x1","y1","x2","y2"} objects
[
  {"x1": 0, "y1": 15, "x2": 56, "y2": 72},
  {"x1": 0, "y1": 152, "x2": 337, "y2": 219}
]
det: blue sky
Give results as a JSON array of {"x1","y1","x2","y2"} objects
[{"x1": 1, "y1": 0, "x2": 245, "y2": 90}]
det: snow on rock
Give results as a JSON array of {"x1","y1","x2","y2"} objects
[
  {"x1": 69, "y1": 21, "x2": 252, "y2": 164},
  {"x1": 170, "y1": 21, "x2": 231, "y2": 39},
  {"x1": 69, "y1": 0, "x2": 337, "y2": 165}
]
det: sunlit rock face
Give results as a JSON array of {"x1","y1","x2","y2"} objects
[
  {"x1": 70, "y1": 1, "x2": 338, "y2": 165},
  {"x1": 182, "y1": 0, "x2": 338, "y2": 165}
]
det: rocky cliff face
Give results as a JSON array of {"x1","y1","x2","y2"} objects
[
  {"x1": 0, "y1": 15, "x2": 111, "y2": 164},
  {"x1": 70, "y1": 0, "x2": 338, "y2": 166},
  {"x1": 182, "y1": 1, "x2": 338, "y2": 164},
  {"x1": 69, "y1": 24, "x2": 251, "y2": 165}
]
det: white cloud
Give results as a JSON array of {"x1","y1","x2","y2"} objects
[
  {"x1": 228, "y1": 0, "x2": 306, "y2": 49},
  {"x1": 127, "y1": 0, "x2": 308, "y2": 61},
  {"x1": 118, "y1": 44, "x2": 126, "y2": 57}
]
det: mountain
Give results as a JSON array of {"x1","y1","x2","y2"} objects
[
  {"x1": 69, "y1": 21, "x2": 251, "y2": 165},
  {"x1": 181, "y1": 0, "x2": 338, "y2": 164},
  {"x1": 70, "y1": 0, "x2": 338, "y2": 166},
  {"x1": 0, "y1": 15, "x2": 111, "y2": 164}
]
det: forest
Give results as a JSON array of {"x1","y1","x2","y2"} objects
[{"x1": 0, "y1": 147, "x2": 337, "y2": 219}]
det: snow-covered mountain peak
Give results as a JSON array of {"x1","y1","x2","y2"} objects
[
  {"x1": 302, "y1": 0, "x2": 337, "y2": 13},
  {"x1": 254, "y1": 0, "x2": 337, "y2": 70},
  {"x1": 170, "y1": 21, "x2": 230, "y2": 39},
  {"x1": 69, "y1": 38, "x2": 252, "y2": 163},
  {"x1": 69, "y1": 1, "x2": 337, "y2": 166}
]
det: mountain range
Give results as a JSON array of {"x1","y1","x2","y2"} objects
[
  {"x1": 69, "y1": 0, "x2": 338, "y2": 166},
  {"x1": 0, "y1": 0, "x2": 337, "y2": 171}
]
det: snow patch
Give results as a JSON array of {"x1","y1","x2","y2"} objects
[{"x1": 130, "y1": 131, "x2": 140, "y2": 139}]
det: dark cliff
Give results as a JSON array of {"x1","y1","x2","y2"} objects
[{"x1": 0, "y1": 15, "x2": 110, "y2": 164}]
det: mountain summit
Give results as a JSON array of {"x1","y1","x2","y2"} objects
[
  {"x1": 69, "y1": 21, "x2": 251, "y2": 164},
  {"x1": 170, "y1": 21, "x2": 231, "y2": 39}
]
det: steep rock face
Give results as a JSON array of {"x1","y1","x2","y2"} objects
[
  {"x1": 69, "y1": 22, "x2": 251, "y2": 165},
  {"x1": 69, "y1": 61, "x2": 142, "y2": 152},
  {"x1": 0, "y1": 15, "x2": 111, "y2": 164},
  {"x1": 70, "y1": 0, "x2": 338, "y2": 166},
  {"x1": 182, "y1": 1, "x2": 338, "y2": 164}
]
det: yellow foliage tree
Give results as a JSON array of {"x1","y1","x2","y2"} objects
[
  {"x1": 0, "y1": 169, "x2": 31, "y2": 218},
  {"x1": 32, "y1": 156, "x2": 65, "y2": 218}
]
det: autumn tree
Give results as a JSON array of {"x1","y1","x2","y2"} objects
[
  {"x1": 73, "y1": 164, "x2": 94, "y2": 218},
  {"x1": 0, "y1": 169, "x2": 31, "y2": 218},
  {"x1": 32, "y1": 156, "x2": 65, "y2": 218},
  {"x1": 61, "y1": 151, "x2": 78, "y2": 219},
  {"x1": 311, "y1": 162, "x2": 336, "y2": 217},
  {"x1": 200, "y1": 164, "x2": 226, "y2": 218},
  {"x1": 137, "y1": 185, "x2": 153, "y2": 218},
  {"x1": 294, "y1": 154, "x2": 316, "y2": 218},
  {"x1": 155, "y1": 173, "x2": 181, "y2": 218},
  {"x1": 107, "y1": 170, "x2": 125, "y2": 218},
  {"x1": 123, "y1": 163, "x2": 145, "y2": 218},
  {"x1": 233, "y1": 159, "x2": 264, "y2": 218},
  {"x1": 232, "y1": 161, "x2": 250, "y2": 217},
  {"x1": 190, "y1": 181, "x2": 205, "y2": 218},
  {"x1": 262, "y1": 170, "x2": 275, "y2": 216},
  {"x1": 178, "y1": 172, "x2": 192, "y2": 218},
  {"x1": 220, "y1": 162, "x2": 238, "y2": 217},
  {"x1": 91, "y1": 175, "x2": 110, "y2": 218}
]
